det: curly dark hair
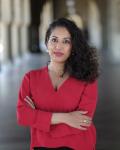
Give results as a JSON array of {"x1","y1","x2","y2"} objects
[{"x1": 45, "y1": 18, "x2": 100, "y2": 83}]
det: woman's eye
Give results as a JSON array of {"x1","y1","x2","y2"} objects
[
  {"x1": 64, "y1": 40, "x2": 71, "y2": 44},
  {"x1": 51, "y1": 38, "x2": 57, "y2": 42}
]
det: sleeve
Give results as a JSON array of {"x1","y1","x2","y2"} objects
[
  {"x1": 16, "y1": 72, "x2": 52, "y2": 132},
  {"x1": 78, "y1": 80, "x2": 98, "y2": 119}
]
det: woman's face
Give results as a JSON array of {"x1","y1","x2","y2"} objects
[{"x1": 47, "y1": 27, "x2": 72, "y2": 63}]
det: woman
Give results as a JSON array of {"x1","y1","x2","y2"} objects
[{"x1": 17, "y1": 18, "x2": 99, "y2": 150}]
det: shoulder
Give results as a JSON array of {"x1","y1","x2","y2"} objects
[
  {"x1": 82, "y1": 80, "x2": 98, "y2": 97},
  {"x1": 23, "y1": 65, "x2": 47, "y2": 79},
  {"x1": 71, "y1": 76, "x2": 98, "y2": 90}
]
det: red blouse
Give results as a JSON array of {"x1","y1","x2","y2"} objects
[{"x1": 17, "y1": 66, "x2": 98, "y2": 150}]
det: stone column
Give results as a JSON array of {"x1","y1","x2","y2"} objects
[
  {"x1": 39, "y1": 0, "x2": 53, "y2": 52},
  {"x1": 0, "y1": 0, "x2": 12, "y2": 65},
  {"x1": 20, "y1": 0, "x2": 31, "y2": 55},
  {"x1": 87, "y1": 0, "x2": 102, "y2": 50},
  {"x1": 107, "y1": 0, "x2": 120, "y2": 63},
  {"x1": 11, "y1": 0, "x2": 22, "y2": 62}
]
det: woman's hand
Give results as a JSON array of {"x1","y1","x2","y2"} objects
[
  {"x1": 52, "y1": 111, "x2": 92, "y2": 130},
  {"x1": 62, "y1": 111, "x2": 92, "y2": 130},
  {"x1": 24, "y1": 96, "x2": 36, "y2": 109}
]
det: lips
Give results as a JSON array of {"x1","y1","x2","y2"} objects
[{"x1": 54, "y1": 51, "x2": 64, "y2": 56}]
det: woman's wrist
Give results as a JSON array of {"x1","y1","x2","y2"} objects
[{"x1": 51, "y1": 112, "x2": 68, "y2": 125}]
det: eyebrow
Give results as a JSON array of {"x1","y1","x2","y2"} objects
[{"x1": 50, "y1": 36, "x2": 71, "y2": 40}]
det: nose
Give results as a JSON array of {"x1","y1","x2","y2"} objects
[{"x1": 55, "y1": 41, "x2": 63, "y2": 50}]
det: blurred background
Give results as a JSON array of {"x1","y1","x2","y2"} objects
[{"x1": 0, "y1": 0, "x2": 120, "y2": 150}]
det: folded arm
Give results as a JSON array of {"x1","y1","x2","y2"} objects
[{"x1": 16, "y1": 72, "x2": 52, "y2": 132}]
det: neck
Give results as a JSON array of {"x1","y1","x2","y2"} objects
[{"x1": 48, "y1": 61, "x2": 65, "y2": 75}]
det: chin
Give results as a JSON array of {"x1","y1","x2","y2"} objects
[{"x1": 52, "y1": 58, "x2": 66, "y2": 63}]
